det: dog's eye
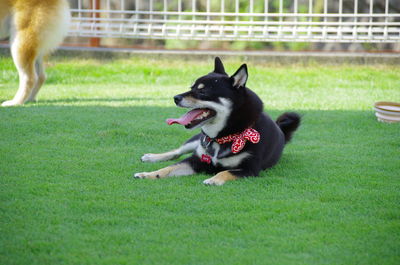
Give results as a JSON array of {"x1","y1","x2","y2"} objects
[{"x1": 196, "y1": 88, "x2": 209, "y2": 97}]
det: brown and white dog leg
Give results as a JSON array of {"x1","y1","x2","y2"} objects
[
  {"x1": 2, "y1": 29, "x2": 38, "y2": 106},
  {"x1": 203, "y1": 170, "x2": 239, "y2": 186},
  {"x1": 134, "y1": 162, "x2": 195, "y2": 179},
  {"x1": 27, "y1": 56, "x2": 46, "y2": 102}
]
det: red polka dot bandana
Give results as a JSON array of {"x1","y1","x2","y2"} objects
[
  {"x1": 200, "y1": 154, "x2": 212, "y2": 164},
  {"x1": 216, "y1": 128, "x2": 260, "y2": 153}
]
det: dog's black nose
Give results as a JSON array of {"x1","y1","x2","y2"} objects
[{"x1": 174, "y1": 95, "x2": 183, "y2": 105}]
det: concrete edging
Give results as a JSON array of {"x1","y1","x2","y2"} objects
[{"x1": 1, "y1": 44, "x2": 399, "y2": 64}]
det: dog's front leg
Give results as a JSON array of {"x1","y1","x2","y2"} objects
[
  {"x1": 134, "y1": 162, "x2": 195, "y2": 179},
  {"x1": 2, "y1": 32, "x2": 38, "y2": 106},
  {"x1": 141, "y1": 134, "x2": 200, "y2": 163}
]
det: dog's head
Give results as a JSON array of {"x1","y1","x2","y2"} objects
[{"x1": 167, "y1": 57, "x2": 255, "y2": 138}]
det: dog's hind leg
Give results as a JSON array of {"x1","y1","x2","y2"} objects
[
  {"x1": 27, "y1": 56, "x2": 46, "y2": 102},
  {"x1": 203, "y1": 164, "x2": 262, "y2": 186},
  {"x1": 2, "y1": 0, "x2": 70, "y2": 106},
  {"x1": 2, "y1": 30, "x2": 38, "y2": 106},
  {"x1": 141, "y1": 134, "x2": 201, "y2": 163}
]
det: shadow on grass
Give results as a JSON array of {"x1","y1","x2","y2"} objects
[{"x1": 28, "y1": 97, "x2": 172, "y2": 104}]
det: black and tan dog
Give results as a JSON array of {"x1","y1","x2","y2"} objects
[{"x1": 134, "y1": 57, "x2": 301, "y2": 185}]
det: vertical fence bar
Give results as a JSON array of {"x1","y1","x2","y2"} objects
[
  {"x1": 264, "y1": 0, "x2": 268, "y2": 38},
  {"x1": 384, "y1": 0, "x2": 388, "y2": 39},
  {"x1": 192, "y1": 0, "x2": 196, "y2": 18},
  {"x1": 221, "y1": 0, "x2": 225, "y2": 21},
  {"x1": 369, "y1": 0, "x2": 374, "y2": 39},
  {"x1": 149, "y1": 0, "x2": 153, "y2": 35},
  {"x1": 220, "y1": 0, "x2": 225, "y2": 37},
  {"x1": 323, "y1": 0, "x2": 327, "y2": 40},
  {"x1": 135, "y1": 0, "x2": 139, "y2": 19},
  {"x1": 106, "y1": 0, "x2": 110, "y2": 22},
  {"x1": 249, "y1": 0, "x2": 254, "y2": 36},
  {"x1": 308, "y1": 0, "x2": 312, "y2": 38},
  {"x1": 164, "y1": 0, "x2": 167, "y2": 21},
  {"x1": 90, "y1": 0, "x2": 100, "y2": 47},
  {"x1": 250, "y1": 0, "x2": 254, "y2": 21},
  {"x1": 178, "y1": 0, "x2": 182, "y2": 15},
  {"x1": 150, "y1": 0, "x2": 153, "y2": 20},
  {"x1": 163, "y1": 0, "x2": 167, "y2": 36},
  {"x1": 338, "y1": 0, "x2": 343, "y2": 39},
  {"x1": 134, "y1": 0, "x2": 139, "y2": 35},
  {"x1": 192, "y1": 0, "x2": 196, "y2": 36},
  {"x1": 235, "y1": 0, "x2": 239, "y2": 36},
  {"x1": 77, "y1": 0, "x2": 82, "y2": 35},
  {"x1": 235, "y1": 0, "x2": 239, "y2": 16},
  {"x1": 177, "y1": 0, "x2": 182, "y2": 37},
  {"x1": 119, "y1": 0, "x2": 123, "y2": 36},
  {"x1": 353, "y1": 0, "x2": 358, "y2": 39},
  {"x1": 279, "y1": 0, "x2": 283, "y2": 38},
  {"x1": 293, "y1": 0, "x2": 298, "y2": 38},
  {"x1": 206, "y1": 0, "x2": 210, "y2": 35}
]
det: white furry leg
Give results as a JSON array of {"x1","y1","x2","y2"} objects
[
  {"x1": 141, "y1": 151, "x2": 181, "y2": 163},
  {"x1": 2, "y1": 29, "x2": 37, "y2": 106},
  {"x1": 2, "y1": 70, "x2": 37, "y2": 106},
  {"x1": 141, "y1": 140, "x2": 199, "y2": 163}
]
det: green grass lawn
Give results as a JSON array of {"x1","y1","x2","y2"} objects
[{"x1": 0, "y1": 54, "x2": 399, "y2": 265}]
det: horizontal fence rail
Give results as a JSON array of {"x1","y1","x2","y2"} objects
[{"x1": 68, "y1": 0, "x2": 400, "y2": 43}]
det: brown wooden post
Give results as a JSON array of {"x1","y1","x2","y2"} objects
[{"x1": 90, "y1": 0, "x2": 101, "y2": 47}]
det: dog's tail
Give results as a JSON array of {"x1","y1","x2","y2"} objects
[{"x1": 276, "y1": 112, "x2": 301, "y2": 143}]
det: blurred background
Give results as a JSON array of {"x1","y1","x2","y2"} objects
[
  {"x1": 2, "y1": 0, "x2": 400, "y2": 52},
  {"x1": 66, "y1": 0, "x2": 400, "y2": 52}
]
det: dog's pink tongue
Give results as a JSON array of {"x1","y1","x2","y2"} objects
[{"x1": 166, "y1": 109, "x2": 204, "y2": 125}]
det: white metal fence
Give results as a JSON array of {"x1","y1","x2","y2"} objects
[{"x1": 68, "y1": 0, "x2": 400, "y2": 43}]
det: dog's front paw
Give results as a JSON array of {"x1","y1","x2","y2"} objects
[
  {"x1": 203, "y1": 176, "x2": 226, "y2": 186},
  {"x1": 141, "y1": 154, "x2": 159, "y2": 163},
  {"x1": 134, "y1": 172, "x2": 149, "y2": 179},
  {"x1": 133, "y1": 172, "x2": 160, "y2": 179},
  {"x1": 2, "y1": 100, "x2": 23, "y2": 107}
]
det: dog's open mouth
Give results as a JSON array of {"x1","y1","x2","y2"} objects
[{"x1": 166, "y1": 108, "x2": 216, "y2": 129}]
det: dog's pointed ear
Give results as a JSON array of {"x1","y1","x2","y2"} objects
[
  {"x1": 213, "y1": 57, "x2": 227, "y2": 75},
  {"x1": 230, "y1": 64, "x2": 248, "y2": 89}
]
